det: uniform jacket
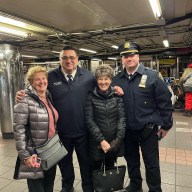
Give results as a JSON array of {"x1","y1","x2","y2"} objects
[
  {"x1": 48, "y1": 66, "x2": 96, "y2": 137},
  {"x1": 180, "y1": 64, "x2": 192, "y2": 92},
  {"x1": 112, "y1": 64, "x2": 173, "y2": 131},
  {"x1": 13, "y1": 86, "x2": 54, "y2": 179},
  {"x1": 85, "y1": 87, "x2": 126, "y2": 160}
]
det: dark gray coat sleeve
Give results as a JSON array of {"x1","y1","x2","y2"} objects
[{"x1": 154, "y1": 77, "x2": 173, "y2": 130}]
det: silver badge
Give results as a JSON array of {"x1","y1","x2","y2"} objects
[{"x1": 139, "y1": 75, "x2": 147, "y2": 88}]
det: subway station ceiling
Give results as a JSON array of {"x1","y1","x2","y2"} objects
[{"x1": 0, "y1": 0, "x2": 192, "y2": 61}]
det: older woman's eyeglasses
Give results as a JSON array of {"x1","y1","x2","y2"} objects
[{"x1": 61, "y1": 56, "x2": 76, "y2": 61}]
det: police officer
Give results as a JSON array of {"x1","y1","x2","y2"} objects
[{"x1": 113, "y1": 42, "x2": 173, "y2": 192}]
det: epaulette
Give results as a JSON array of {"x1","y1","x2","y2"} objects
[
  {"x1": 145, "y1": 67, "x2": 155, "y2": 72},
  {"x1": 144, "y1": 67, "x2": 164, "y2": 80}
]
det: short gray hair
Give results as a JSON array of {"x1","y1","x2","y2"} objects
[{"x1": 95, "y1": 64, "x2": 114, "y2": 79}]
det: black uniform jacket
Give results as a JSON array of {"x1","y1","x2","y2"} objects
[
  {"x1": 85, "y1": 87, "x2": 126, "y2": 160},
  {"x1": 112, "y1": 64, "x2": 173, "y2": 131},
  {"x1": 48, "y1": 66, "x2": 96, "y2": 137}
]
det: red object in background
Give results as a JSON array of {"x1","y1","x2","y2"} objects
[
  {"x1": 185, "y1": 92, "x2": 192, "y2": 110},
  {"x1": 176, "y1": 47, "x2": 192, "y2": 53}
]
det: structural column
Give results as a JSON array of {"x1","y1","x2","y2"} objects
[
  {"x1": 0, "y1": 44, "x2": 23, "y2": 139},
  {"x1": 176, "y1": 57, "x2": 180, "y2": 79}
]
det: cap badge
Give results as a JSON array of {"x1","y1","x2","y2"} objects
[{"x1": 124, "y1": 42, "x2": 130, "y2": 48}]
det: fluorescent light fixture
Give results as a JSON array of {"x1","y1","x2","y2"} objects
[
  {"x1": 108, "y1": 57, "x2": 118, "y2": 60},
  {"x1": 0, "y1": 15, "x2": 26, "y2": 28},
  {"x1": 79, "y1": 48, "x2": 97, "y2": 53},
  {"x1": 28, "y1": 62, "x2": 45, "y2": 65},
  {"x1": 22, "y1": 55, "x2": 37, "y2": 58},
  {"x1": 46, "y1": 61, "x2": 59, "y2": 64},
  {"x1": 51, "y1": 51, "x2": 60, "y2": 54},
  {"x1": 163, "y1": 39, "x2": 169, "y2": 47},
  {"x1": 0, "y1": 26, "x2": 28, "y2": 37},
  {"x1": 111, "y1": 45, "x2": 118, "y2": 49},
  {"x1": 149, "y1": 0, "x2": 162, "y2": 19},
  {"x1": 92, "y1": 58, "x2": 102, "y2": 61},
  {"x1": 29, "y1": 61, "x2": 59, "y2": 65}
]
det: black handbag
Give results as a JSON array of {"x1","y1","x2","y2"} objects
[{"x1": 92, "y1": 160, "x2": 126, "y2": 192}]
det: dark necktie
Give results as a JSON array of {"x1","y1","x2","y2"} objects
[
  {"x1": 128, "y1": 74, "x2": 133, "y2": 79},
  {"x1": 67, "y1": 75, "x2": 73, "y2": 85}
]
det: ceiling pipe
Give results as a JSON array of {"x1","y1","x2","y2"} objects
[
  {"x1": 67, "y1": 13, "x2": 192, "y2": 39},
  {"x1": 166, "y1": 13, "x2": 192, "y2": 26}
]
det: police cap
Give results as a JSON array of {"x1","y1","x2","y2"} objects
[{"x1": 118, "y1": 42, "x2": 141, "y2": 56}]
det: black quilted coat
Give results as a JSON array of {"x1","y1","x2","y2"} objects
[{"x1": 85, "y1": 87, "x2": 126, "y2": 161}]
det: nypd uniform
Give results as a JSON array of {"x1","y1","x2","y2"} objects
[{"x1": 112, "y1": 42, "x2": 173, "y2": 192}]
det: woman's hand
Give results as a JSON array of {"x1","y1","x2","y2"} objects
[
  {"x1": 24, "y1": 154, "x2": 37, "y2": 168},
  {"x1": 100, "y1": 140, "x2": 111, "y2": 153}
]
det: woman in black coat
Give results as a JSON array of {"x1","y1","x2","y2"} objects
[{"x1": 85, "y1": 64, "x2": 126, "y2": 170}]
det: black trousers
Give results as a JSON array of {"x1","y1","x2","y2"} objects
[
  {"x1": 124, "y1": 127, "x2": 162, "y2": 192},
  {"x1": 27, "y1": 165, "x2": 56, "y2": 192},
  {"x1": 58, "y1": 134, "x2": 93, "y2": 192}
]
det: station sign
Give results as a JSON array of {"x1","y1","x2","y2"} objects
[{"x1": 159, "y1": 59, "x2": 176, "y2": 65}]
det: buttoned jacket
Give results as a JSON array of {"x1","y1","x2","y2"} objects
[{"x1": 112, "y1": 64, "x2": 173, "y2": 131}]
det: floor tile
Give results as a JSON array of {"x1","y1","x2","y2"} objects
[
  {"x1": 176, "y1": 174, "x2": 192, "y2": 187},
  {"x1": 0, "y1": 111, "x2": 192, "y2": 191}
]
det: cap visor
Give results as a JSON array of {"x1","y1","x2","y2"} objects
[{"x1": 121, "y1": 52, "x2": 138, "y2": 56}]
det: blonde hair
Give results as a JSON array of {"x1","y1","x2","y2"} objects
[
  {"x1": 26, "y1": 66, "x2": 48, "y2": 85},
  {"x1": 95, "y1": 64, "x2": 114, "y2": 79}
]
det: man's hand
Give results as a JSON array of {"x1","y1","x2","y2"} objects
[
  {"x1": 15, "y1": 90, "x2": 25, "y2": 103},
  {"x1": 157, "y1": 128, "x2": 169, "y2": 140},
  {"x1": 114, "y1": 86, "x2": 124, "y2": 96}
]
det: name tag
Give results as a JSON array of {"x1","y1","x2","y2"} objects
[
  {"x1": 139, "y1": 75, "x2": 147, "y2": 88},
  {"x1": 53, "y1": 82, "x2": 62, "y2": 86}
]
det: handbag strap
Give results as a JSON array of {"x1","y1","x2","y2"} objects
[
  {"x1": 101, "y1": 158, "x2": 119, "y2": 176},
  {"x1": 103, "y1": 159, "x2": 106, "y2": 176},
  {"x1": 115, "y1": 160, "x2": 120, "y2": 174},
  {"x1": 46, "y1": 98, "x2": 57, "y2": 132}
]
